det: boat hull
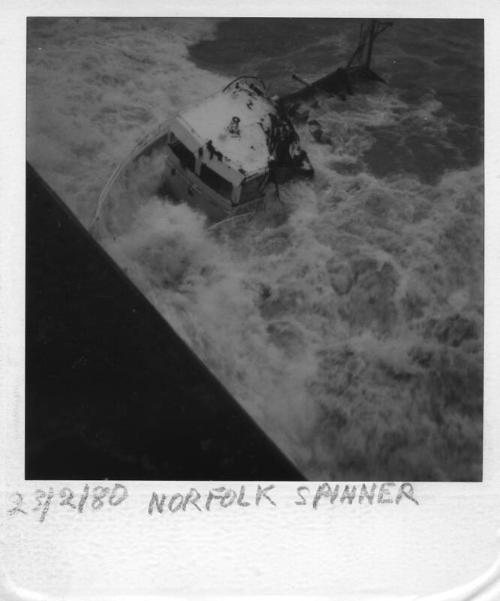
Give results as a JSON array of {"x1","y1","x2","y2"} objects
[{"x1": 92, "y1": 127, "x2": 268, "y2": 239}]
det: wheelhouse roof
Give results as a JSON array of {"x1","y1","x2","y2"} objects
[{"x1": 179, "y1": 77, "x2": 276, "y2": 178}]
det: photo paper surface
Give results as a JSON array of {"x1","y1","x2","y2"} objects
[{"x1": 1, "y1": 1, "x2": 499, "y2": 599}]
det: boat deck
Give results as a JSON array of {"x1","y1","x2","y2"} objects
[{"x1": 181, "y1": 80, "x2": 275, "y2": 175}]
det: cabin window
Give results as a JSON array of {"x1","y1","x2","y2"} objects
[
  {"x1": 169, "y1": 133, "x2": 195, "y2": 171},
  {"x1": 200, "y1": 164, "x2": 233, "y2": 201},
  {"x1": 240, "y1": 174, "x2": 267, "y2": 203}
]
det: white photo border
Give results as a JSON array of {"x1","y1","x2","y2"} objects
[{"x1": 1, "y1": 1, "x2": 499, "y2": 599}]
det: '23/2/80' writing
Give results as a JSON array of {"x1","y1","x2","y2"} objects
[{"x1": 8, "y1": 484, "x2": 128, "y2": 522}]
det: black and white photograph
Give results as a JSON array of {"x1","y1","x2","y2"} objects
[{"x1": 26, "y1": 16, "x2": 484, "y2": 483}]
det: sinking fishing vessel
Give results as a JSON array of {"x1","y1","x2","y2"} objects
[
  {"x1": 92, "y1": 20, "x2": 391, "y2": 234},
  {"x1": 92, "y1": 77, "x2": 313, "y2": 234}
]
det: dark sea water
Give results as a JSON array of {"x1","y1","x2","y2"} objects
[
  {"x1": 27, "y1": 18, "x2": 483, "y2": 480},
  {"x1": 190, "y1": 19, "x2": 483, "y2": 182}
]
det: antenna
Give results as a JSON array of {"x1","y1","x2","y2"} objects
[
  {"x1": 364, "y1": 20, "x2": 376, "y2": 68},
  {"x1": 347, "y1": 19, "x2": 393, "y2": 70}
]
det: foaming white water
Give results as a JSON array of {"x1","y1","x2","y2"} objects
[
  {"x1": 101, "y1": 152, "x2": 483, "y2": 479},
  {"x1": 103, "y1": 197, "x2": 321, "y2": 468},
  {"x1": 27, "y1": 18, "x2": 226, "y2": 225}
]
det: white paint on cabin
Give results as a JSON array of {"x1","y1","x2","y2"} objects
[{"x1": 180, "y1": 79, "x2": 275, "y2": 177}]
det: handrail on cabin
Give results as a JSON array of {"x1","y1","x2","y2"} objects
[{"x1": 222, "y1": 75, "x2": 267, "y2": 94}]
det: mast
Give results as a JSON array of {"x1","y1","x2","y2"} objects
[
  {"x1": 364, "y1": 20, "x2": 376, "y2": 68},
  {"x1": 346, "y1": 19, "x2": 393, "y2": 70},
  {"x1": 282, "y1": 18, "x2": 393, "y2": 107}
]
